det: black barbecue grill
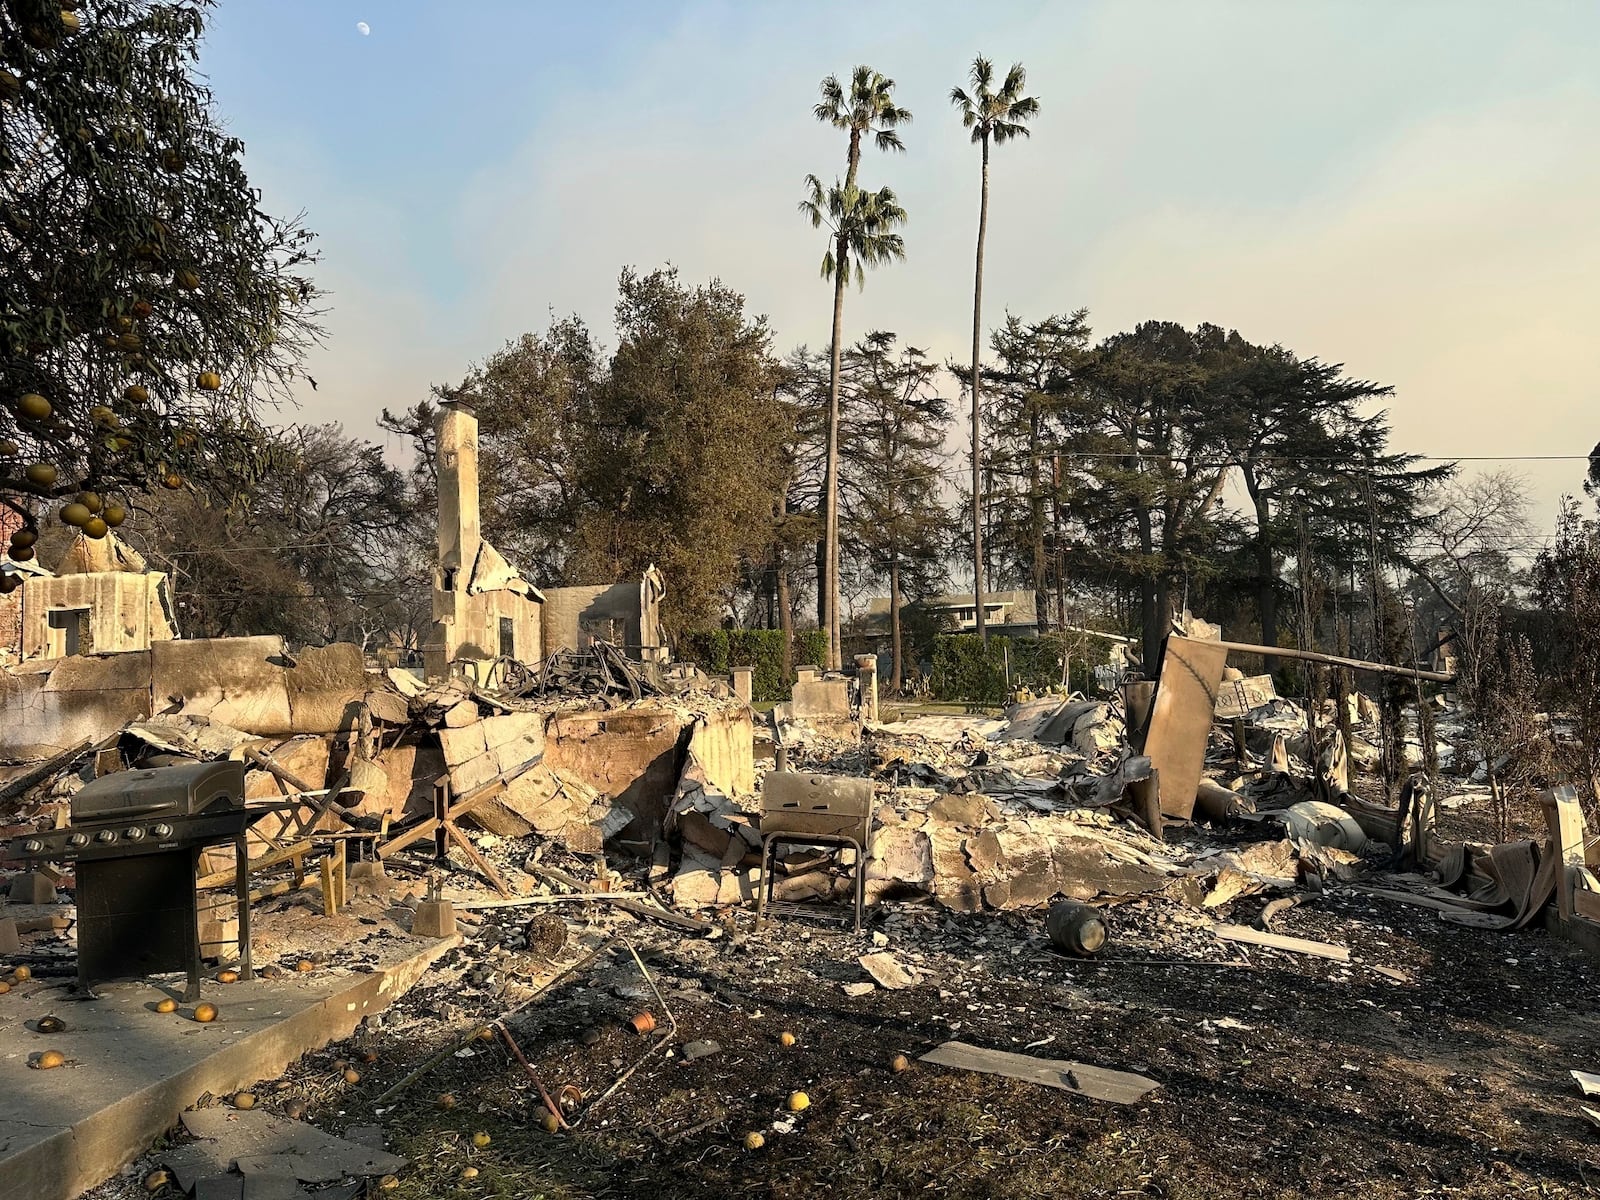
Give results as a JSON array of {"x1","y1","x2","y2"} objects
[{"x1": 6, "y1": 759, "x2": 255, "y2": 1000}]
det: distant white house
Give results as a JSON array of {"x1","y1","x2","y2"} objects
[{"x1": 860, "y1": 590, "x2": 1040, "y2": 638}]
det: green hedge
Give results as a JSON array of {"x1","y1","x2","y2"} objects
[
  {"x1": 930, "y1": 633, "x2": 1105, "y2": 703},
  {"x1": 677, "y1": 629, "x2": 830, "y2": 702}
]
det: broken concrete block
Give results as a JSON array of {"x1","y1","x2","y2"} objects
[
  {"x1": 447, "y1": 750, "x2": 500, "y2": 797},
  {"x1": 929, "y1": 792, "x2": 989, "y2": 826},
  {"x1": 347, "y1": 861, "x2": 387, "y2": 888},
  {"x1": 8, "y1": 871, "x2": 55, "y2": 905},
  {"x1": 438, "y1": 723, "x2": 488, "y2": 769},
  {"x1": 364, "y1": 688, "x2": 411, "y2": 726},
  {"x1": 481, "y1": 711, "x2": 543, "y2": 751},
  {"x1": 261, "y1": 736, "x2": 333, "y2": 794},
  {"x1": 0, "y1": 917, "x2": 19, "y2": 954},
  {"x1": 993, "y1": 827, "x2": 1060, "y2": 908},
  {"x1": 867, "y1": 826, "x2": 934, "y2": 885},
  {"x1": 672, "y1": 849, "x2": 723, "y2": 910},
  {"x1": 412, "y1": 898, "x2": 456, "y2": 938},
  {"x1": 345, "y1": 755, "x2": 391, "y2": 816},
  {"x1": 443, "y1": 699, "x2": 480, "y2": 728},
  {"x1": 715, "y1": 866, "x2": 757, "y2": 907},
  {"x1": 858, "y1": 951, "x2": 918, "y2": 990},
  {"x1": 963, "y1": 829, "x2": 1003, "y2": 877}
]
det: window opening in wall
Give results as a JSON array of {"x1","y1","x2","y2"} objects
[
  {"x1": 499, "y1": 616, "x2": 515, "y2": 659},
  {"x1": 48, "y1": 607, "x2": 91, "y2": 657}
]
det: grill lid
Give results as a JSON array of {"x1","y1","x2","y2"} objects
[{"x1": 71, "y1": 760, "x2": 246, "y2": 824}]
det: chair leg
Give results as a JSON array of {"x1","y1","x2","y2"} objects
[{"x1": 756, "y1": 834, "x2": 775, "y2": 932}]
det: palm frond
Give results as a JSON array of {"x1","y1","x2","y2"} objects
[
  {"x1": 969, "y1": 55, "x2": 994, "y2": 92},
  {"x1": 875, "y1": 129, "x2": 906, "y2": 154},
  {"x1": 1001, "y1": 62, "x2": 1027, "y2": 98},
  {"x1": 1007, "y1": 96, "x2": 1040, "y2": 122},
  {"x1": 815, "y1": 74, "x2": 844, "y2": 126}
]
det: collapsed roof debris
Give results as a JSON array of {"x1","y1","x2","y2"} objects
[{"x1": 4, "y1": 626, "x2": 1600, "y2": 1198}]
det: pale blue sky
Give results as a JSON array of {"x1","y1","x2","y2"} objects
[{"x1": 203, "y1": 1, "x2": 1600, "y2": 537}]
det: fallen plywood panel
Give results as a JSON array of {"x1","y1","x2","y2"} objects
[
  {"x1": 1571, "y1": 1069, "x2": 1600, "y2": 1098},
  {"x1": 1144, "y1": 635, "x2": 1229, "y2": 819},
  {"x1": 1211, "y1": 923, "x2": 1351, "y2": 962},
  {"x1": 919, "y1": 1040, "x2": 1159, "y2": 1105}
]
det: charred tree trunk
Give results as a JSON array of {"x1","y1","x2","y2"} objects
[{"x1": 889, "y1": 556, "x2": 904, "y2": 693}]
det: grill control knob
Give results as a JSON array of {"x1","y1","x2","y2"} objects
[
  {"x1": 124, "y1": 826, "x2": 146, "y2": 841},
  {"x1": 22, "y1": 839, "x2": 43, "y2": 854},
  {"x1": 151, "y1": 823, "x2": 173, "y2": 838},
  {"x1": 96, "y1": 829, "x2": 117, "y2": 843},
  {"x1": 68, "y1": 833, "x2": 89, "y2": 847}
]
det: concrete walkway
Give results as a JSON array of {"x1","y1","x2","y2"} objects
[{"x1": 0, "y1": 933, "x2": 458, "y2": 1200}]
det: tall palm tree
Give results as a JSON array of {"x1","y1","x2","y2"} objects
[
  {"x1": 809, "y1": 67, "x2": 911, "y2": 670},
  {"x1": 952, "y1": 57, "x2": 1038, "y2": 646}
]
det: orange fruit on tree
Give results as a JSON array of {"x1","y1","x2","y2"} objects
[
  {"x1": 175, "y1": 268, "x2": 200, "y2": 291},
  {"x1": 161, "y1": 473, "x2": 182, "y2": 489},
  {"x1": 60, "y1": 502, "x2": 91, "y2": 527},
  {"x1": 103, "y1": 506, "x2": 127, "y2": 527},
  {"x1": 124, "y1": 384, "x2": 149, "y2": 403},
  {"x1": 76, "y1": 491, "x2": 102, "y2": 513},
  {"x1": 6, "y1": 547, "x2": 32, "y2": 564},
  {"x1": 83, "y1": 518, "x2": 108, "y2": 539},
  {"x1": 197, "y1": 371, "x2": 221, "y2": 391},
  {"x1": 24, "y1": 463, "x2": 56, "y2": 487},
  {"x1": 17, "y1": 393, "x2": 51, "y2": 421},
  {"x1": 10, "y1": 527, "x2": 37, "y2": 548},
  {"x1": 132, "y1": 299, "x2": 154, "y2": 319},
  {"x1": 90, "y1": 405, "x2": 118, "y2": 427}
]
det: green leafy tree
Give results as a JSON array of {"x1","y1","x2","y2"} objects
[
  {"x1": 0, "y1": 0, "x2": 319, "y2": 573},
  {"x1": 1530, "y1": 500, "x2": 1600, "y2": 809},
  {"x1": 568, "y1": 266, "x2": 789, "y2": 634},
  {"x1": 1060, "y1": 321, "x2": 1235, "y2": 668},
  {"x1": 803, "y1": 66, "x2": 911, "y2": 670},
  {"x1": 952, "y1": 56, "x2": 1038, "y2": 646},
  {"x1": 1208, "y1": 339, "x2": 1448, "y2": 661},
  {"x1": 381, "y1": 315, "x2": 599, "y2": 583},
  {"x1": 836, "y1": 331, "x2": 952, "y2": 691},
  {"x1": 979, "y1": 310, "x2": 1090, "y2": 631}
]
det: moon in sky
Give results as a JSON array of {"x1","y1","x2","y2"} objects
[{"x1": 356, "y1": 21, "x2": 370, "y2": 36}]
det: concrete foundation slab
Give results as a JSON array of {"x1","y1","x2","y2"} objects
[{"x1": 0, "y1": 931, "x2": 457, "y2": 1200}]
